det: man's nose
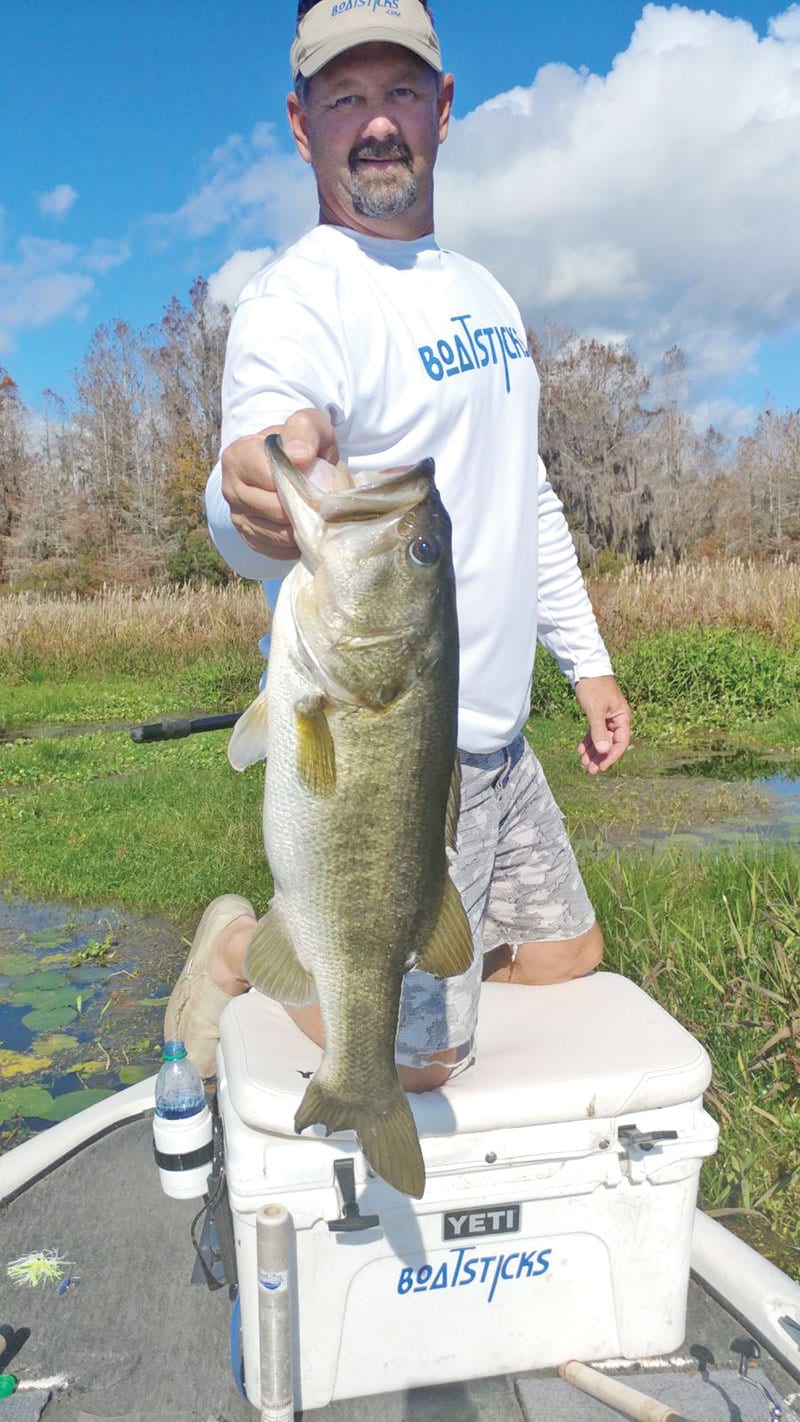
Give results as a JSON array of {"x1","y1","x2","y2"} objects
[{"x1": 360, "y1": 111, "x2": 400, "y2": 141}]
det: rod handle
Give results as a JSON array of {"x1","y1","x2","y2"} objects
[{"x1": 559, "y1": 1360, "x2": 695, "y2": 1422}]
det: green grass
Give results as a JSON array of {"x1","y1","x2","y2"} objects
[
  {"x1": 584, "y1": 848, "x2": 799, "y2": 1252},
  {"x1": 1, "y1": 730, "x2": 269, "y2": 916},
  {"x1": 1, "y1": 645, "x2": 799, "y2": 1266}
]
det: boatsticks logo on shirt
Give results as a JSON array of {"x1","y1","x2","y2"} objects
[{"x1": 418, "y1": 313, "x2": 532, "y2": 394}]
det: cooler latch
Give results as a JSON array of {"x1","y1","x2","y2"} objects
[
  {"x1": 327, "y1": 1159, "x2": 381, "y2": 1234},
  {"x1": 618, "y1": 1124, "x2": 679, "y2": 1153}
]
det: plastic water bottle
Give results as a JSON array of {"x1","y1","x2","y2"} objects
[{"x1": 152, "y1": 1039, "x2": 213, "y2": 1200}]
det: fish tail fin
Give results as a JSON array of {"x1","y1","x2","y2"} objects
[{"x1": 295, "y1": 1079, "x2": 425, "y2": 1199}]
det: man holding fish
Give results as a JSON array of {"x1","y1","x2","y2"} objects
[{"x1": 165, "y1": 0, "x2": 631, "y2": 1190}]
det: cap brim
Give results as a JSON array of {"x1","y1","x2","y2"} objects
[{"x1": 295, "y1": 30, "x2": 442, "y2": 79}]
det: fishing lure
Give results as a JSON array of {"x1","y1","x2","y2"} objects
[{"x1": 6, "y1": 1250, "x2": 73, "y2": 1288}]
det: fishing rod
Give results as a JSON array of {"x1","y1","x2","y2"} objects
[{"x1": 130, "y1": 712, "x2": 241, "y2": 744}]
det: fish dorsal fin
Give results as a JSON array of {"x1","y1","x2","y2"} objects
[
  {"x1": 245, "y1": 904, "x2": 316, "y2": 1008},
  {"x1": 415, "y1": 874, "x2": 473, "y2": 980},
  {"x1": 295, "y1": 695, "x2": 336, "y2": 795},
  {"x1": 227, "y1": 690, "x2": 268, "y2": 771},
  {"x1": 446, "y1": 757, "x2": 461, "y2": 851}
]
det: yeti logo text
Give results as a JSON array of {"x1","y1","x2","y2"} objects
[{"x1": 443, "y1": 1203, "x2": 521, "y2": 1240}]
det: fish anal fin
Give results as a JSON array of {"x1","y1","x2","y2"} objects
[
  {"x1": 416, "y1": 874, "x2": 473, "y2": 980},
  {"x1": 228, "y1": 689, "x2": 268, "y2": 771},
  {"x1": 294, "y1": 1078, "x2": 425, "y2": 1198},
  {"x1": 245, "y1": 905, "x2": 316, "y2": 1008},
  {"x1": 295, "y1": 695, "x2": 336, "y2": 795}
]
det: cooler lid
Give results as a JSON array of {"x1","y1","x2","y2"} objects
[{"x1": 218, "y1": 971, "x2": 711, "y2": 1138}]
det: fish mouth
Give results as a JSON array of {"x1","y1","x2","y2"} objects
[{"x1": 265, "y1": 435, "x2": 435, "y2": 562}]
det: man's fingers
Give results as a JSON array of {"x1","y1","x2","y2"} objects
[{"x1": 281, "y1": 409, "x2": 339, "y2": 468}]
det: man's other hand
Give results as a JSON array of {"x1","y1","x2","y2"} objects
[{"x1": 575, "y1": 675, "x2": 631, "y2": 775}]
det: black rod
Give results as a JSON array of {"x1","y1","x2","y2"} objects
[{"x1": 130, "y1": 712, "x2": 241, "y2": 744}]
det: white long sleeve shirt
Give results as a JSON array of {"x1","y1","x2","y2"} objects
[{"x1": 207, "y1": 224, "x2": 612, "y2": 752}]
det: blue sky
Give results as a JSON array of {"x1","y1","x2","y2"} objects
[{"x1": 3, "y1": 0, "x2": 799, "y2": 434}]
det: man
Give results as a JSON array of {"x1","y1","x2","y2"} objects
[{"x1": 165, "y1": 0, "x2": 631, "y2": 1089}]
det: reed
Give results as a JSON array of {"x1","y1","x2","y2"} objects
[
  {"x1": 0, "y1": 583, "x2": 268, "y2": 680},
  {"x1": 588, "y1": 556, "x2": 800, "y2": 648}
]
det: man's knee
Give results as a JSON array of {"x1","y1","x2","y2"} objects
[
  {"x1": 491, "y1": 922, "x2": 604, "y2": 986},
  {"x1": 398, "y1": 1048, "x2": 458, "y2": 1093}
]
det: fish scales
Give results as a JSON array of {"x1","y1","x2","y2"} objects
[{"x1": 228, "y1": 436, "x2": 474, "y2": 1197}]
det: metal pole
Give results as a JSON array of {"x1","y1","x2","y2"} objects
[{"x1": 257, "y1": 1203, "x2": 294, "y2": 1422}]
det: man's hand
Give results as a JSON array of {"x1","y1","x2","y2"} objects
[
  {"x1": 575, "y1": 675, "x2": 631, "y2": 775},
  {"x1": 221, "y1": 408, "x2": 339, "y2": 559}
]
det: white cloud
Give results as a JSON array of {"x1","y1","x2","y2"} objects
[
  {"x1": 154, "y1": 121, "x2": 317, "y2": 251},
  {"x1": 0, "y1": 231, "x2": 131, "y2": 353},
  {"x1": 435, "y1": 3, "x2": 800, "y2": 417},
  {"x1": 208, "y1": 247, "x2": 275, "y2": 307},
  {"x1": 38, "y1": 184, "x2": 79, "y2": 220}
]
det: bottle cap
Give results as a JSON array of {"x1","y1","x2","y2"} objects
[
  {"x1": 0, "y1": 1375, "x2": 17, "y2": 1398},
  {"x1": 162, "y1": 1039, "x2": 188, "y2": 1062}
]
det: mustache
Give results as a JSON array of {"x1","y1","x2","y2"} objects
[{"x1": 348, "y1": 138, "x2": 413, "y2": 170}]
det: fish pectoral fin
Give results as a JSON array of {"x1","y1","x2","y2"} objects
[
  {"x1": 295, "y1": 695, "x2": 336, "y2": 795},
  {"x1": 416, "y1": 874, "x2": 474, "y2": 980},
  {"x1": 446, "y1": 756, "x2": 461, "y2": 851},
  {"x1": 245, "y1": 906, "x2": 316, "y2": 1008},
  {"x1": 227, "y1": 689, "x2": 269, "y2": 771},
  {"x1": 295, "y1": 1078, "x2": 425, "y2": 1199}
]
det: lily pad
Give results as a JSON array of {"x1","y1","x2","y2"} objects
[
  {"x1": 119, "y1": 1064, "x2": 157, "y2": 1085},
  {"x1": 21, "y1": 1006, "x2": 78, "y2": 1032},
  {"x1": 28, "y1": 970, "x2": 69, "y2": 991},
  {"x1": 25, "y1": 928, "x2": 72, "y2": 950},
  {"x1": 37, "y1": 1033, "x2": 80, "y2": 1054},
  {"x1": 71, "y1": 1059, "x2": 108, "y2": 1075},
  {"x1": 69, "y1": 964, "x2": 112, "y2": 985},
  {"x1": 38, "y1": 1088, "x2": 114, "y2": 1122},
  {"x1": 0, "y1": 1083, "x2": 55, "y2": 1122},
  {"x1": 0, "y1": 1049, "x2": 53, "y2": 1078},
  {"x1": 0, "y1": 953, "x2": 39, "y2": 976},
  {"x1": 13, "y1": 986, "x2": 80, "y2": 1012}
]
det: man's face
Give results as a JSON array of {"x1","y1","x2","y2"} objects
[{"x1": 288, "y1": 43, "x2": 453, "y2": 238}]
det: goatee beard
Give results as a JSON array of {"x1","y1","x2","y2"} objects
[{"x1": 348, "y1": 139, "x2": 419, "y2": 220}]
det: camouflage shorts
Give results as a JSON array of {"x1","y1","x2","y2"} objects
[{"x1": 394, "y1": 735, "x2": 596, "y2": 1068}]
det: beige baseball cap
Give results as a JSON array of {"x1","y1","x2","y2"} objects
[{"x1": 290, "y1": 0, "x2": 443, "y2": 80}]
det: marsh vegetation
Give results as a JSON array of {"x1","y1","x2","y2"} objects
[{"x1": 0, "y1": 562, "x2": 798, "y2": 1268}]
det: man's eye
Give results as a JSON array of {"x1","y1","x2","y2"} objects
[
  {"x1": 332, "y1": 94, "x2": 361, "y2": 108},
  {"x1": 392, "y1": 87, "x2": 417, "y2": 100}
]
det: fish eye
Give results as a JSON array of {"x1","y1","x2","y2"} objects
[{"x1": 408, "y1": 534, "x2": 441, "y2": 566}]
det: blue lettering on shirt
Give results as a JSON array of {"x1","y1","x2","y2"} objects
[{"x1": 417, "y1": 313, "x2": 531, "y2": 394}]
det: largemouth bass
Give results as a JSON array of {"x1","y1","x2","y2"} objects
[{"x1": 227, "y1": 435, "x2": 473, "y2": 1198}]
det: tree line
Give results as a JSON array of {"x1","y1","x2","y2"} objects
[{"x1": 1, "y1": 283, "x2": 798, "y2": 593}]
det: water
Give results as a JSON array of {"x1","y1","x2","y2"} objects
[
  {"x1": 0, "y1": 894, "x2": 187, "y2": 1147},
  {"x1": 610, "y1": 751, "x2": 800, "y2": 849}
]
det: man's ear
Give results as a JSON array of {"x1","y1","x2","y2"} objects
[
  {"x1": 437, "y1": 73, "x2": 455, "y2": 145},
  {"x1": 287, "y1": 90, "x2": 314, "y2": 164}
]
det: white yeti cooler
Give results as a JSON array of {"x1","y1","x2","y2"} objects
[{"x1": 217, "y1": 971, "x2": 718, "y2": 1412}]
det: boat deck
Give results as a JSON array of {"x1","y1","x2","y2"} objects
[{"x1": 1, "y1": 1116, "x2": 797, "y2": 1420}]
